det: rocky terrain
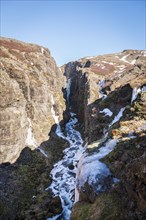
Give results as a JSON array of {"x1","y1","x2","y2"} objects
[
  {"x1": 0, "y1": 37, "x2": 66, "y2": 163},
  {"x1": 62, "y1": 50, "x2": 146, "y2": 220},
  {"x1": 0, "y1": 37, "x2": 146, "y2": 220}
]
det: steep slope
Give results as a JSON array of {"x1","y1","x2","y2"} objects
[
  {"x1": 0, "y1": 37, "x2": 66, "y2": 163},
  {"x1": 62, "y1": 50, "x2": 146, "y2": 220}
]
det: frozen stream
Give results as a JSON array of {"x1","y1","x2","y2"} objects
[{"x1": 47, "y1": 112, "x2": 85, "y2": 220}]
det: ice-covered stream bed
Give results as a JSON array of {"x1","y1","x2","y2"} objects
[{"x1": 46, "y1": 113, "x2": 85, "y2": 220}]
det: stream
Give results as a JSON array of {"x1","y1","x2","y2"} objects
[{"x1": 47, "y1": 112, "x2": 85, "y2": 220}]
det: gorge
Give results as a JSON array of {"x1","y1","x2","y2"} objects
[{"x1": 0, "y1": 37, "x2": 146, "y2": 220}]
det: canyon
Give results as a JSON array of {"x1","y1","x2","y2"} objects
[{"x1": 0, "y1": 37, "x2": 146, "y2": 220}]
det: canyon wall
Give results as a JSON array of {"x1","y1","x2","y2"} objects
[
  {"x1": 63, "y1": 50, "x2": 146, "y2": 220},
  {"x1": 0, "y1": 37, "x2": 66, "y2": 163}
]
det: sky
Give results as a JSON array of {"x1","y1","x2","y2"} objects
[{"x1": 1, "y1": 0, "x2": 146, "y2": 66}]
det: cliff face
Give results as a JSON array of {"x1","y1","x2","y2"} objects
[
  {"x1": 0, "y1": 37, "x2": 66, "y2": 163},
  {"x1": 62, "y1": 50, "x2": 146, "y2": 220},
  {"x1": 63, "y1": 50, "x2": 146, "y2": 143}
]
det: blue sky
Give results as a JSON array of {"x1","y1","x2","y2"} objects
[{"x1": 1, "y1": 0, "x2": 146, "y2": 66}]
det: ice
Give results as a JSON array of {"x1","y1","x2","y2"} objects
[
  {"x1": 37, "y1": 147, "x2": 48, "y2": 158},
  {"x1": 110, "y1": 107, "x2": 125, "y2": 127},
  {"x1": 76, "y1": 139, "x2": 118, "y2": 192},
  {"x1": 46, "y1": 113, "x2": 85, "y2": 220},
  {"x1": 47, "y1": 213, "x2": 62, "y2": 220},
  {"x1": 100, "y1": 108, "x2": 113, "y2": 117},
  {"x1": 131, "y1": 88, "x2": 141, "y2": 103},
  {"x1": 26, "y1": 118, "x2": 37, "y2": 147}
]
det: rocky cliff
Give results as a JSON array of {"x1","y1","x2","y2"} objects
[
  {"x1": 62, "y1": 50, "x2": 146, "y2": 220},
  {"x1": 0, "y1": 37, "x2": 66, "y2": 163},
  {"x1": 0, "y1": 37, "x2": 146, "y2": 220}
]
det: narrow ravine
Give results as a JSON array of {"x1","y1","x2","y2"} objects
[
  {"x1": 47, "y1": 77, "x2": 146, "y2": 220},
  {"x1": 46, "y1": 80, "x2": 85, "y2": 220}
]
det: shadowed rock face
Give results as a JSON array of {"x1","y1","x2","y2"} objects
[{"x1": 0, "y1": 37, "x2": 66, "y2": 163}]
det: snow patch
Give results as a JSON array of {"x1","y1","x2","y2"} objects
[
  {"x1": 26, "y1": 118, "x2": 37, "y2": 147},
  {"x1": 37, "y1": 148, "x2": 48, "y2": 158},
  {"x1": 66, "y1": 79, "x2": 71, "y2": 104},
  {"x1": 41, "y1": 47, "x2": 44, "y2": 54},
  {"x1": 131, "y1": 88, "x2": 141, "y2": 104},
  {"x1": 50, "y1": 95, "x2": 59, "y2": 124},
  {"x1": 143, "y1": 51, "x2": 146, "y2": 57},
  {"x1": 110, "y1": 107, "x2": 125, "y2": 127},
  {"x1": 100, "y1": 108, "x2": 113, "y2": 117},
  {"x1": 120, "y1": 54, "x2": 129, "y2": 63},
  {"x1": 76, "y1": 139, "x2": 118, "y2": 191}
]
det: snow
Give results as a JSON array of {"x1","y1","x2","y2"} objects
[
  {"x1": 41, "y1": 47, "x2": 44, "y2": 54},
  {"x1": 102, "y1": 61, "x2": 114, "y2": 65},
  {"x1": 131, "y1": 88, "x2": 141, "y2": 104},
  {"x1": 131, "y1": 59, "x2": 136, "y2": 65},
  {"x1": 142, "y1": 86, "x2": 146, "y2": 91},
  {"x1": 66, "y1": 79, "x2": 71, "y2": 104},
  {"x1": 100, "y1": 108, "x2": 113, "y2": 117},
  {"x1": 120, "y1": 54, "x2": 137, "y2": 65},
  {"x1": 50, "y1": 95, "x2": 59, "y2": 124},
  {"x1": 120, "y1": 54, "x2": 129, "y2": 63},
  {"x1": 26, "y1": 118, "x2": 37, "y2": 147},
  {"x1": 76, "y1": 139, "x2": 118, "y2": 191},
  {"x1": 110, "y1": 107, "x2": 125, "y2": 127},
  {"x1": 74, "y1": 186, "x2": 79, "y2": 203},
  {"x1": 143, "y1": 51, "x2": 146, "y2": 57},
  {"x1": 37, "y1": 148, "x2": 48, "y2": 158},
  {"x1": 98, "y1": 80, "x2": 107, "y2": 100}
]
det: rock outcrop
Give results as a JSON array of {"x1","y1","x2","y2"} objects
[{"x1": 0, "y1": 37, "x2": 66, "y2": 163}]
